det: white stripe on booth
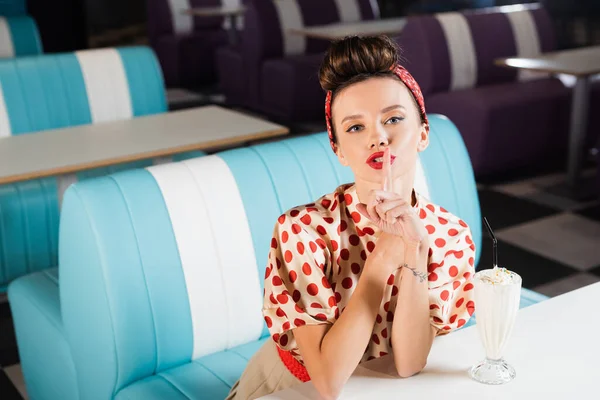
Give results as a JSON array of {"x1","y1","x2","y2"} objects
[
  {"x1": 148, "y1": 156, "x2": 263, "y2": 359},
  {"x1": 368, "y1": 0, "x2": 381, "y2": 18},
  {"x1": 57, "y1": 174, "x2": 78, "y2": 209},
  {"x1": 0, "y1": 17, "x2": 15, "y2": 58},
  {"x1": 435, "y1": 13, "x2": 477, "y2": 91},
  {"x1": 75, "y1": 49, "x2": 133, "y2": 124},
  {"x1": 273, "y1": 0, "x2": 306, "y2": 56},
  {"x1": 167, "y1": 0, "x2": 193, "y2": 34},
  {"x1": 334, "y1": 0, "x2": 361, "y2": 23},
  {"x1": 222, "y1": 0, "x2": 244, "y2": 30},
  {"x1": 414, "y1": 157, "x2": 430, "y2": 201},
  {"x1": 0, "y1": 83, "x2": 11, "y2": 137},
  {"x1": 506, "y1": 10, "x2": 547, "y2": 81}
]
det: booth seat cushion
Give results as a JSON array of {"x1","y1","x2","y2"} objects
[
  {"x1": 8, "y1": 268, "x2": 78, "y2": 400},
  {"x1": 259, "y1": 53, "x2": 325, "y2": 121},
  {"x1": 426, "y1": 78, "x2": 571, "y2": 175},
  {"x1": 115, "y1": 338, "x2": 269, "y2": 400},
  {"x1": 0, "y1": 16, "x2": 43, "y2": 58}
]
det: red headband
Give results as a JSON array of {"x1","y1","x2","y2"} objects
[{"x1": 325, "y1": 64, "x2": 428, "y2": 153}]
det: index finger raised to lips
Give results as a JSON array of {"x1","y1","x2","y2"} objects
[{"x1": 383, "y1": 148, "x2": 393, "y2": 193}]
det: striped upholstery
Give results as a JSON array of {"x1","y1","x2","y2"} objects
[
  {"x1": 0, "y1": 47, "x2": 174, "y2": 290},
  {"x1": 8, "y1": 115, "x2": 548, "y2": 399},
  {"x1": 0, "y1": 16, "x2": 43, "y2": 58},
  {"x1": 399, "y1": 5, "x2": 555, "y2": 96}
]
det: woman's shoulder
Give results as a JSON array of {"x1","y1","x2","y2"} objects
[{"x1": 416, "y1": 193, "x2": 473, "y2": 247}]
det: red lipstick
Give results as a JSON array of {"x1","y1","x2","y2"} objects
[{"x1": 366, "y1": 151, "x2": 396, "y2": 170}]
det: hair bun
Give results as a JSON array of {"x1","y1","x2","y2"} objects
[{"x1": 319, "y1": 35, "x2": 400, "y2": 92}]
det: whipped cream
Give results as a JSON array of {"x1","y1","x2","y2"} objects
[{"x1": 477, "y1": 267, "x2": 520, "y2": 285}]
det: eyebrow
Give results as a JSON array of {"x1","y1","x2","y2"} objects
[{"x1": 340, "y1": 104, "x2": 406, "y2": 125}]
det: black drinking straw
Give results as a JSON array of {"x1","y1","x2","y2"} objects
[{"x1": 483, "y1": 217, "x2": 498, "y2": 268}]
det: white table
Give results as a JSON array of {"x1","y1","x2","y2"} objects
[
  {"x1": 496, "y1": 46, "x2": 600, "y2": 200},
  {"x1": 288, "y1": 18, "x2": 407, "y2": 41},
  {"x1": 0, "y1": 105, "x2": 288, "y2": 185},
  {"x1": 261, "y1": 282, "x2": 600, "y2": 399},
  {"x1": 184, "y1": 5, "x2": 246, "y2": 45}
]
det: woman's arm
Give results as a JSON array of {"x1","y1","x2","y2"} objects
[
  {"x1": 390, "y1": 237, "x2": 437, "y2": 377},
  {"x1": 294, "y1": 253, "x2": 391, "y2": 400}
]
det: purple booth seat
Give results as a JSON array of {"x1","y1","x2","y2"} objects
[
  {"x1": 395, "y1": 5, "x2": 600, "y2": 177},
  {"x1": 217, "y1": 0, "x2": 380, "y2": 121},
  {"x1": 147, "y1": 0, "x2": 237, "y2": 89}
]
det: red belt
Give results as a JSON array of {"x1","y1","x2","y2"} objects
[{"x1": 276, "y1": 346, "x2": 311, "y2": 382}]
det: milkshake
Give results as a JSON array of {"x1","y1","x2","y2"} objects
[{"x1": 469, "y1": 267, "x2": 522, "y2": 385}]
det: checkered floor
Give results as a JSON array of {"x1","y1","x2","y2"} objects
[{"x1": 0, "y1": 161, "x2": 598, "y2": 399}]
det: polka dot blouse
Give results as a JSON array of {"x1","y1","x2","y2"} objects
[{"x1": 262, "y1": 183, "x2": 476, "y2": 364}]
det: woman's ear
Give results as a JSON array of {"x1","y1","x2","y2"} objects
[{"x1": 417, "y1": 124, "x2": 429, "y2": 152}]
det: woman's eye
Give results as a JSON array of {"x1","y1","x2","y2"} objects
[
  {"x1": 346, "y1": 125, "x2": 363, "y2": 133},
  {"x1": 385, "y1": 116, "x2": 404, "y2": 125}
]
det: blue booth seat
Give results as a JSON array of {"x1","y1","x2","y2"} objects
[
  {"x1": 0, "y1": 15, "x2": 43, "y2": 58},
  {"x1": 0, "y1": 46, "x2": 203, "y2": 290},
  {"x1": 8, "y1": 115, "x2": 548, "y2": 399}
]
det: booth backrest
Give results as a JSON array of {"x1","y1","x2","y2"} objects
[{"x1": 0, "y1": 16, "x2": 43, "y2": 58}]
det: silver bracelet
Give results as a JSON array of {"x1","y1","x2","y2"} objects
[{"x1": 403, "y1": 263, "x2": 427, "y2": 283}]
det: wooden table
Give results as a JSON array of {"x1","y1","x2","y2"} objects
[
  {"x1": 260, "y1": 282, "x2": 600, "y2": 399},
  {"x1": 288, "y1": 18, "x2": 407, "y2": 41},
  {"x1": 496, "y1": 46, "x2": 600, "y2": 199},
  {"x1": 0, "y1": 105, "x2": 288, "y2": 185},
  {"x1": 184, "y1": 5, "x2": 246, "y2": 45}
]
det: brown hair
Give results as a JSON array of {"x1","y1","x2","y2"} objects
[{"x1": 318, "y1": 35, "x2": 425, "y2": 145}]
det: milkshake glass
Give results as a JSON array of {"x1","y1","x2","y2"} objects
[{"x1": 469, "y1": 267, "x2": 521, "y2": 385}]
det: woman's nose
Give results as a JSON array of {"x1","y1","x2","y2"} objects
[{"x1": 369, "y1": 132, "x2": 389, "y2": 149}]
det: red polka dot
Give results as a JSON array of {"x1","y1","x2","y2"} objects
[
  {"x1": 272, "y1": 333, "x2": 280, "y2": 343},
  {"x1": 449, "y1": 314, "x2": 457, "y2": 323},
  {"x1": 349, "y1": 234, "x2": 360, "y2": 246},
  {"x1": 278, "y1": 215, "x2": 286, "y2": 224},
  {"x1": 296, "y1": 242, "x2": 305, "y2": 255},
  {"x1": 277, "y1": 294, "x2": 288, "y2": 304},
  {"x1": 367, "y1": 241, "x2": 375, "y2": 252},
  {"x1": 282, "y1": 321, "x2": 291, "y2": 331},
  {"x1": 440, "y1": 206, "x2": 448, "y2": 213},
  {"x1": 419, "y1": 208, "x2": 427, "y2": 219},
  {"x1": 356, "y1": 227, "x2": 365, "y2": 237},
  {"x1": 457, "y1": 319, "x2": 466, "y2": 328},
  {"x1": 321, "y1": 277, "x2": 331, "y2": 289},
  {"x1": 321, "y1": 199, "x2": 331, "y2": 209},
  {"x1": 463, "y1": 272, "x2": 471, "y2": 279},
  {"x1": 294, "y1": 318, "x2": 306, "y2": 327},
  {"x1": 324, "y1": 217, "x2": 334, "y2": 224},
  {"x1": 435, "y1": 238, "x2": 446, "y2": 248},
  {"x1": 464, "y1": 283, "x2": 474, "y2": 291},
  {"x1": 335, "y1": 292, "x2": 342, "y2": 303},
  {"x1": 433, "y1": 316, "x2": 443, "y2": 324},
  {"x1": 271, "y1": 238, "x2": 278, "y2": 249},
  {"x1": 293, "y1": 290, "x2": 302, "y2": 303},
  {"x1": 459, "y1": 219, "x2": 468, "y2": 228},
  {"x1": 269, "y1": 293, "x2": 277, "y2": 305},
  {"x1": 428, "y1": 272, "x2": 438, "y2": 282},
  {"x1": 392, "y1": 285, "x2": 399, "y2": 296},
  {"x1": 456, "y1": 297, "x2": 464, "y2": 308},
  {"x1": 428, "y1": 262, "x2": 440, "y2": 273},
  {"x1": 342, "y1": 277, "x2": 353, "y2": 289},
  {"x1": 328, "y1": 296, "x2": 336, "y2": 307},
  {"x1": 469, "y1": 257, "x2": 474, "y2": 266},
  {"x1": 351, "y1": 212, "x2": 361, "y2": 223},
  {"x1": 276, "y1": 308, "x2": 286, "y2": 317},
  {"x1": 316, "y1": 225, "x2": 327, "y2": 236},
  {"x1": 351, "y1": 263, "x2": 361, "y2": 274},
  {"x1": 280, "y1": 334, "x2": 289, "y2": 346},
  {"x1": 291, "y1": 224, "x2": 301, "y2": 234},
  {"x1": 430, "y1": 304, "x2": 440, "y2": 310},
  {"x1": 344, "y1": 194, "x2": 353, "y2": 204},
  {"x1": 387, "y1": 274, "x2": 395, "y2": 285},
  {"x1": 340, "y1": 249, "x2": 350, "y2": 260},
  {"x1": 272, "y1": 276, "x2": 283, "y2": 286},
  {"x1": 309, "y1": 241, "x2": 317, "y2": 253},
  {"x1": 265, "y1": 266, "x2": 272, "y2": 279},
  {"x1": 316, "y1": 238, "x2": 326, "y2": 249},
  {"x1": 331, "y1": 200, "x2": 338, "y2": 211},
  {"x1": 384, "y1": 301, "x2": 390, "y2": 312},
  {"x1": 335, "y1": 308, "x2": 340, "y2": 319},
  {"x1": 301, "y1": 214, "x2": 312, "y2": 225},
  {"x1": 361, "y1": 250, "x2": 367, "y2": 260},
  {"x1": 295, "y1": 304, "x2": 304, "y2": 313},
  {"x1": 376, "y1": 314, "x2": 383, "y2": 323},
  {"x1": 315, "y1": 313, "x2": 327, "y2": 321},
  {"x1": 466, "y1": 300, "x2": 475, "y2": 316},
  {"x1": 284, "y1": 251, "x2": 293, "y2": 263},
  {"x1": 372, "y1": 334, "x2": 380, "y2": 345},
  {"x1": 453, "y1": 281, "x2": 461, "y2": 290},
  {"x1": 443, "y1": 326, "x2": 451, "y2": 331},
  {"x1": 288, "y1": 270, "x2": 297, "y2": 283},
  {"x1": 426, "y1": 225, "x2": 436, "y2": 234},
  {"x1": 306, "y1": 207, "x2": 318, "y2": 213},
  {"x1": 448, "y1": 228, "x2": 459, "y2": 237},
  {"x1": 387, "y1": 311, "x2": 394, "y2": 322},
  {"x1": 331, "y1": 240, "x2": 339, "y2": 251},
  {"x1": 307, "y1": 283, "x2": 319, "y2": 296},
  {"x1": 265, "y1": 316, "x2": 273, "y2": 328},
  {"x1": 440, "y1": 290, "x2": 450, "y2": 301},
  {"x1": 426, "y1": 204, "x2": 435, "y2": 213},
  {"x1": 438, "y1": 217, "x2": 448, "y2": 225},
  {"x1": 282, "y1": 231, "x2": 289, "y2": 243},
  {"x1": 455, "y1": 250, "x2": 464, "y2": 259},
  {"x1": 381, "y1": 328, "x2": 388, "y2": 339},
  {"x1": 290, "y1": 210, "x2": 299, "y2": 217},
  {"x1": 302, "y1": 263, "x2": 312, "y2": 276},
  {"x1": 311, "y1": 302, "x2": 322, "y2": 309},
  {"x1": 449, "y1": 266, "x2": 458, "y2": 277}
]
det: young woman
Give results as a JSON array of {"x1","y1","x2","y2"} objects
[{"x1": 226, "y1": 35, "x2": 476, "y2": 400}]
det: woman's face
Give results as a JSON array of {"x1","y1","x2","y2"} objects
[{"x1": 331, "y1": 76, "x2": 429, "y2": 191}]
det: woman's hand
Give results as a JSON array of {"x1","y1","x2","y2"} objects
[{"x1": 356, "y1": 148, "x2": 427, "y2": 246}]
